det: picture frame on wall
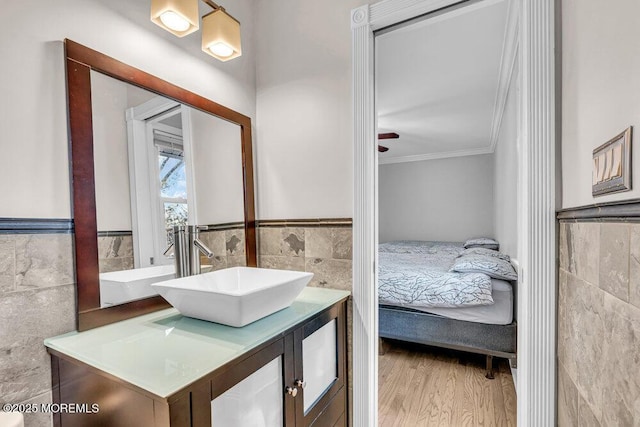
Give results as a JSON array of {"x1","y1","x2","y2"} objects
[{"x1": 592, "y1": 126, "x2": 632, "y2": 196}]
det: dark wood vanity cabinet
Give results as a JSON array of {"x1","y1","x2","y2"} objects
[{"x1": 49, "y1": 299, "x2": 347, "y2": 427}]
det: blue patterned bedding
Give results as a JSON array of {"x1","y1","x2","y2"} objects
[{"x1": 378, "y1": 241, "x2": 494, "y2": 308}]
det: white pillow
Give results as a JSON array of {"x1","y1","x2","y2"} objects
[
  {"x1": 450, "y1": 255, "x2": 517, "y2": 281},
  {"x1": 459, "y1": 247, "x2": 510, "y2": 261},
  {"x1": 463, "y1": 237, "x2": 499, "y2": 250}
]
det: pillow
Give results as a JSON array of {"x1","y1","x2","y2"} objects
[
  {"x1": 463, "y1": 237, "x2": 499, "y2": 250},
  {"x1": 450, "y1": 255, "x2": 517, "y2": 281},
  {"x1": 459, "y1": 247, "x2": 510, "y2": 262}
]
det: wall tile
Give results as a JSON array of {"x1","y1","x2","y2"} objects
[
  {"x1": 571, "y1": 275, "x2": 605, "y2": 421},
  {"x1": 258, "y1": 228, "x2": 282, "y2": 256},
  {"x1": 201, "y1": 255, "x2": 227, "y2": 272},
  {"x1": 258, "y1": 224, "x2": 352, "y2": 292},
  {"x1": 565, "y1": 222, "x2": 578, "y2": 274},
  {"x1": 281, "y1": 228, "x2": 304, "y2": 257},
  {"x1": 578, "y1": 395, "x2": 600, "y2": 427},
  {"x1": 332, "y1": 228, "x2": 352, "y2": 260},
  {"x1": 629, "y1": 224, "x2": 640, "y2": 310},
  {"x1": 225, "y1": 229, "x2": 245, "y2": 256},
  {"x1": 200, "y1": 230, "x2": 229, "y2": 271},
  {"x1": 0, "y1": 285, "x2": 75, "y2": 404},
  {"x1": 258, "y1": 255, "x2": 305, "y2": 271},
  {"x1": 15, "y1": 235, "x2": 74, "y2": 290},
  {"x1": 557, "y1": 363, "x2": 578, "y2": 427},
  {"x1": 98, "y1": 258, "x2": 130, "y2": 273},
  {"x1": 560, "y1": 272, "x2": 579, "y2": 382},
  {"x1": 20, "y1": 390, "x2": 53, "y2": 427},
  {"x1": 557, "y1": 270, "x2": 569, "y2": 370},
  {"x1": 226, "y1": 255, "x2": 247, "y2": 268},
  {"x1": 200, "y1": 230, "x2": 227, "y2": 256},
  {"x1": 601, "y1": 293, "x2": 640, "y2": 425},
  {"x1": 305, "y1": 258, "x2": 352, "y2": 291},
  {"x1": 559, "y1": 222, "x2": 569, "y2": 271},
  {"x1": 0, "y1": 237, "x2": 15, "y2": 293},
  {"x1": 574, "y1": 223, "x2": 599, "y2": 285},
  {"x1": 305, "y1": 228, "x2": 332, "y2": 259},
  {"x1": 599, "y1": 223, "x2": 629, "y2": 301},
  {"x1": 97, "y1": 235, "x2": 133, "y2": 259}
]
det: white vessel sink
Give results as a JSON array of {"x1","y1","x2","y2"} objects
[
  {"x1": 151, "y1": 267, "x2": 313, "y2": 327},
  {"x1": 100, "y1": 264, "x2": 175, "y2": 307}
]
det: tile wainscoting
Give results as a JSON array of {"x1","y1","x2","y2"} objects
[
  {"x1": 97, "y1": 232, "x2": 134, "y2": 273},
  {"x1": 257, "y1": 219, "x2": 354, "y2": 421},
  {"x1": 0, "y1": 218, "x2": 353, "y2": 427},
  {"x1": 558, "y1": 202, "x2": 640, "y2": 426},
  {"x1": 0, "y1": 222, "x2": 76, "y2": 427},
  {"x1": 257, "y1": 220, "x2": 353, "y2": 291},
  {"x1": 199, "y1": 226, "x2": 247, "y2": 270}
]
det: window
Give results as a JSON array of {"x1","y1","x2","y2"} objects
[{"x1": 155, "y1": 130, "x2": 187, "y2": 247}]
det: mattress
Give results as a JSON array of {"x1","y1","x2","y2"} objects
[
  {"x1": 378, "y1": 241, "x2": 515, "y2": 325},
  {"x1": 378, "y1": 241, "x2": 495, "y2": 308},
  {"x1": 408, "y1": 279, "x2": 513, "y2": 325}
]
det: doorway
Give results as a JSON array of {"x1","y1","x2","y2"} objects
[{"x1": 351, "y1": 0, "x2": 557, "y2": 426}]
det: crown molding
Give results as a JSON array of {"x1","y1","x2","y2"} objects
[
  {"x1": 379, "y1": 146, "x2": 493, "y2": 164},
  {"x1": 489, "y1": 0, "x2": 519, "y2": 152}
]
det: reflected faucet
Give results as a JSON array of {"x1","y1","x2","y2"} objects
[{"x1": 168, "y1": 225, "x2": 214, "y2": 278}]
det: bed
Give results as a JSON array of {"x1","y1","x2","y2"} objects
[{"x1": 377, "y1": 240, "x2": 517, "y2": 378}]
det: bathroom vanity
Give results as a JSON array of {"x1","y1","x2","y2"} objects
[{"x1": 45, "y1": 287, "x2": 349, "y2": 427}]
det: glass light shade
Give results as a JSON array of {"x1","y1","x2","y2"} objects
[
  {"x1": 160, "y1": 11, "x2": 190, "y2": 32},
  {"x1": 151, "y1": 0, "x2": 199, "y2": 37},
  {"x1": 208, "y1": 42, "x2": 234, "y2": 58},
  {"x1": 201, "y1": 9, "x2": 242, "y2": 61}
]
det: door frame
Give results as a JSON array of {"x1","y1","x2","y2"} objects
[{"x1": 350, "y1": 0, "x2": 557, "y2": 425}]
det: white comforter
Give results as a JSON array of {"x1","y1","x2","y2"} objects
[{"x1": 378, "y1": 241, "x2": 494, "y2": 308}]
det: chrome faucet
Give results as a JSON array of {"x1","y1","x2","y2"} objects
[
  {"x1": 168, "y1": 225, "x2": 214, "y2": 278},
  {"x1": 188, "y1": 225, "x2": 214, "y2": 276}
]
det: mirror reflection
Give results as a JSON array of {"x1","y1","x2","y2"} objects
[{"x1": 90, "y1": 70, "x2": 246, "y2": 308}]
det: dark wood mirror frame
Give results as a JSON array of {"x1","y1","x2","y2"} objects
[{"x1": 65, "y1": 39, "x2": 257, "y2": 331}]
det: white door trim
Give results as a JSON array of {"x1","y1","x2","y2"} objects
[{"x1": 350, "y1": 0, "x2": 556, "y2": 425}]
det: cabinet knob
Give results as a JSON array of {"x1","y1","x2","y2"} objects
[
  {"x1": 285, "y1": 386, "x2": 298, "y2": 397},
  {"x1": 295, "y1": 379, "x2": 306, "y2": 389}
]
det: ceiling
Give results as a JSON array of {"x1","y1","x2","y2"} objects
[{"x1": 376, "y1": 0, "x2": 512, "y2": 163}]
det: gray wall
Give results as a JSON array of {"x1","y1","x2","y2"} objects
[
  {"x1": 255, "y1": 0, "x2": 369, "y2": 219},
  {"x1": 379, "y1": 154, "x2": 495, "y2": 243},
  {"x1": 557, "y1": 0, "x2": 640, "y2": 424},
  {"x1": 561, "y1": 0, "x2": 640, "y2": 208},
  {"x1": 492, "y1": 61, "x2": 519, "y2": 260}
]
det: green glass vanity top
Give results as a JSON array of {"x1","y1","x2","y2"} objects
[{"x1": 44, "y1": 287, "x2": 349, "y2": 398}]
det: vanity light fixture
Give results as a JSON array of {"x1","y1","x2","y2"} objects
[
  {"x1": 150, "y1": 0, "x2": 242, "y2": 62},
  {"x1": 151, "y1": 0, "x2": 199, "y2": 37}
]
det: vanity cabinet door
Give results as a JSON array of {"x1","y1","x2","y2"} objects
[
  {"x1": 208, "y1": 337, "x2": 296, "y2": 426},
  {"x1": 294, "y1": 302, "x2": 347, "y2": 426}
]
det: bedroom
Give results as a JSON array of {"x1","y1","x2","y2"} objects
[{"x1": 374, "y1": 0, "x2": 520, "y2": 423}]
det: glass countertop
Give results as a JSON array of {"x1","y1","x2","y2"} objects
[{"x1": 45, "y1": 287, "x2": 349, "y2": 398}]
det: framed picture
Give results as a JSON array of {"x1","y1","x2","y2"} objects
[{"x1": 592, "y1": 126, "x2": 632, "y2": 196}]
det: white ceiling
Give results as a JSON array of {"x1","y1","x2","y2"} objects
[{"x1": 376, "y1": 0, "x2": 511, "y2": 163}]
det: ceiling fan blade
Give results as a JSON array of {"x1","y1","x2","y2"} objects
[
  {"x1": 378, "y1": 132, "x2": 399, "y2": 140},
  {"x1": 378, "y1": 145, "x2": 389, "y2": 152}
]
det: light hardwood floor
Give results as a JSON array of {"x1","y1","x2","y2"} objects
[{"x1": 378, "y1": 340, "x2": 517, "y2": 427}]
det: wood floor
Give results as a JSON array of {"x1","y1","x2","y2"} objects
[{"x1": 378, "y1": 340, "x2": 517, "y2": 427}]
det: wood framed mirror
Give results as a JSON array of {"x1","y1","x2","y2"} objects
[{"x1": 65, "y1": 39, "x2": 256, "y2": 331}]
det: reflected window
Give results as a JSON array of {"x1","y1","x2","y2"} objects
[{"x1": 155, "y1": 130, "x2": 187, "y2": 246}]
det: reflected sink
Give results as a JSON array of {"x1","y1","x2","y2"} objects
[
  {"x1": 151, "y1": 267, "x2": 313, "y2": 327},
  {"x1": 100, "y1": 265, "x2": 175, "y2": 307}
]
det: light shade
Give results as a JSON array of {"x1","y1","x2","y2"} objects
[
  {"x1": 151, "y1": 0, "x2": 199, "y2": 37},
  {"x1": 201, "y1": 9, "x2": 242, "y2": 61}
]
